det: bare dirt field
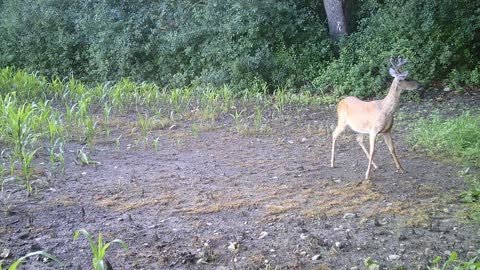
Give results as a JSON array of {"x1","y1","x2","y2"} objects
[{"x1": 1, "y1": 92, "x2": 479, "y2": 269}]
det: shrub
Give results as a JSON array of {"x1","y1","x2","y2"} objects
[{"x1": 313, "y1": 0, "x2": 480, "y2": 97}]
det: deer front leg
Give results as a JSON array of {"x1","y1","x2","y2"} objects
[
  {"x1": 365, "y1": 133, "x2": 377, "y2": 180},
  {"x1": 356, "y1": 134, "x2": 378, "y2": 169},
  {"x1": 383, "y1": 132, "x2": 405, "y2": 173},
  {"x1": 331, "y1": 124, "x2": 346, "y2": 168}
]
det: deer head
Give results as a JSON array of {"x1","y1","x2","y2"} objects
[{"x1": 389, "y1": 57, "x2": 422, "y2": 91}]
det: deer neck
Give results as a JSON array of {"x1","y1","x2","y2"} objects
[{"x1": 380, "y1": 80, "x2": 402, "y2": 116}]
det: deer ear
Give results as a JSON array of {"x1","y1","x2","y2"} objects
[
  {"x1": 389, "y1": 68, "x2": 397, "y2": 77},
  {"x1": 397, "y1": 71, "x2": 408, "y2": 80}
]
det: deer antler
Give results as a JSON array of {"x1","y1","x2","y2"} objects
[{"x1": 390, "y1": 57, "x2": 408, "y2": 73}]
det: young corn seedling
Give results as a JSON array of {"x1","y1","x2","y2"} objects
[
  {"x1": 103, "y1": 102, "x2": 112, "y2": 140},
  {"x1": 191, "y1": 122, "x2": 200, "y2": 137},
  {"x1": 21, "y1": 147, "x2": 41, "y2": 194},
  {"x1": 49, "y1": 138, "x2": 65, "y2": 175},
  {"x1": 0, "y1": 250, "x2": 63, "y2": 270},
  {"x1": 137, "y1": 112, "x2": 150, "y2": 148},
  {"x1": 84, "y1": 116, "x2": 98, "y2": 147},
  {"x1": 153, "y1": 137, "x2": 160, "y2": 153},
  {"x1": 57, "y1": 140, "x2": 66, "y2": 175},
  {"x1": 229, "y1": 109, "x2": 244, "y2": 133},
  {"x1": 273, "y1": 87, "x2": 288, "y2": 114},
  {"x1": 64, "y1": 102, "x2": 77, "y2": 130},
  {"x1": 73, "y1": 229, "x2": 128, "y2": 270},
  {"x1": 115, "y1": 135, "x2": 122, "y2": 150},
  {"x1": 254, "y1": 104, "x2": 266, "y2": 129},
  {"x1": 2, "y1": 103, "x2": 38, "y2": 178},
  {"x1": 221, "y1": 85, "x2": 235, "y2": 113}
]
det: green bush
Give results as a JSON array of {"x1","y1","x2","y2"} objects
[
  {"x1": 313, "y1": 0, "x2": 480, "y2": 97},
  {"x1": 0, "y1": 0, "x2": 479, "y2": 95},
  {"x1": 0, "y1": 0, "x2": 331, "y2": 90}
]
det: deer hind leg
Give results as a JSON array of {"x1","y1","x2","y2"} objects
[
  {"x1": 331, "y1": 123, "x2": 347, "y2": 168},
  {"x1": 365, "y1": 133, "x2": 377, "y2": 180},
  {"x1": 356, "y1": 134, "x2": 378, "y2": 169},
  {"x1": 383, "y1": 132, "x2": 405, "y2": 173}
]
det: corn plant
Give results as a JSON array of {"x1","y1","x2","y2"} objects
[
  {"x1": 21, "y1": 147, "x2": 41, "y2": 194},
  {"x1": 103, "y1": 102, "x2": 112, "y2": 140},
  {"x1": 273, "y1": 87, "x2": 289, "y2": 114},
  {"x1": 49, "y1": 137, "x2": 65, "y2": 175},
  {"x1": 153, "y1": 137, "x2": 160, "y2": 153},
  {"x1": 1, "y1": 103, "x2": 39, "y2": 177},
  {"x1": 115, "y1": 135, "x2": 122, "y2": 150},
  {"x1": 137, "y1": 112, "x2": 151, "y2": 147},
  {"x1": 191, "y1": 122, "x2": 200, "y2": 137},
  {"x1": 83, "y1": 116, "x2": 98, "y2": 147},
  {"x1": 46, "y1": 113, "x2": 63, "y2": 146},
  {"x1": 254, "y1": 104, "x2": 266, "y2": 129},
  {"x1": 169, "y1": 88, "x2": 183, "y2": 112},
  {"x1": 57, "y1": 139, "x2": 66, "y2": 175},
  {"x1": 64, "y1": 102, "x2": 77, "y2": 130},
  {"x1": 73, "y1": 229, "x2": 128, "y2": 270},
  {"x1": 229, "y1": 109, "x2": 244, "y2": 133},
  {"x1": 220, "y1": 85, "x2": 234, "y2": 113},
  {"x1": 0, "y1": 250, "x2": 63, "y2": 270},
  {"x1": 200, "y1": 88, "x2": 220, "y2": 122}
]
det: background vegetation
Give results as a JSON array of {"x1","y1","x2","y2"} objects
[{"x1": 0, "y1": 0, "x2": 479, "y2": 97}]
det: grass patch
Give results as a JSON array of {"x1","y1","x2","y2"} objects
[
  {"x1": 409, "y1": 112, "x2": 480, "y2": 224},
  {"x1": 408, "y1": 112, "x2": 480, "y2": 167}
]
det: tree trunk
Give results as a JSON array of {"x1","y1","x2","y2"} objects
[{"x1": 323, "y1": 0, "x2": 348, "y2": 40}]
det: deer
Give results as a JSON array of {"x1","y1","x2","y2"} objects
[{"x1": 330, "y1": 57, "x2": 422, "y2": 180}]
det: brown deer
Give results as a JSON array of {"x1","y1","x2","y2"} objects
[{"x1": 330, "y1": 57, "x2": 422, "y2": 180}]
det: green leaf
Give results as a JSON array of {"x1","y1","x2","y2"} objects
[{"x1": 7, "y1": 251, "x2": 64, "y2": 270}]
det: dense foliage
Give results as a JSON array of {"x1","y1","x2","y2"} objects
[{"x1": 0, "y1": 0, "x2": 479, "y2": 96}]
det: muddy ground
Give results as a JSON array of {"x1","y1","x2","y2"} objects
[{"x1": 1, "y1": 91, "x2": 479, "y2": 270}]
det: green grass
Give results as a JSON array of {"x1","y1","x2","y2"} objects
[
  {"x1": 409, "y1": 111, "x2": 480, "y2": 258},
  {"x1": 409, "y1": 112, "x2": 480, "y2": 168},
  {"x1": 429, "y1": 251, "x2": 480, "y2": 270}
]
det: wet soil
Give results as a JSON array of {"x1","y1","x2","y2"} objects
[{"x1": 1, "y1": 91, "x2": 479, "y2": 269}]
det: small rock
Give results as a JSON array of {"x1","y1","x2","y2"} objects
[
  {"x1": 259, "y1": 231, "x2": 268, "y2": 239},
  {"x1": 311, "y1": 254, "x2": 321, "y2": 261},
  {"x1": 300, "y1": 251, "x2": 307, "y2": 256},
  {"x1": 343, "y1": 213, "x2": 356, "y2": 220},
  {"x1": 335, "y1": 242, "x2": 343, "y2": 249},
  {"x1": 300, "y1": 233, "x2": 307, "y2": 240},
  {"x1": 30, "y1": 243, "x2": 42, "y2": 252},
  {"x1": 18, "y1": 232, "x2": 30, "y2": 240},
  {"x1": 228, "y1": 242, "x2": 239, "y2": 252},
  {"x1": 388, "y1": 254, "x2": 400, "y2": 260},
  {"x1": 1, "y1": 248, "x2": 11, "y2": 259}
]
